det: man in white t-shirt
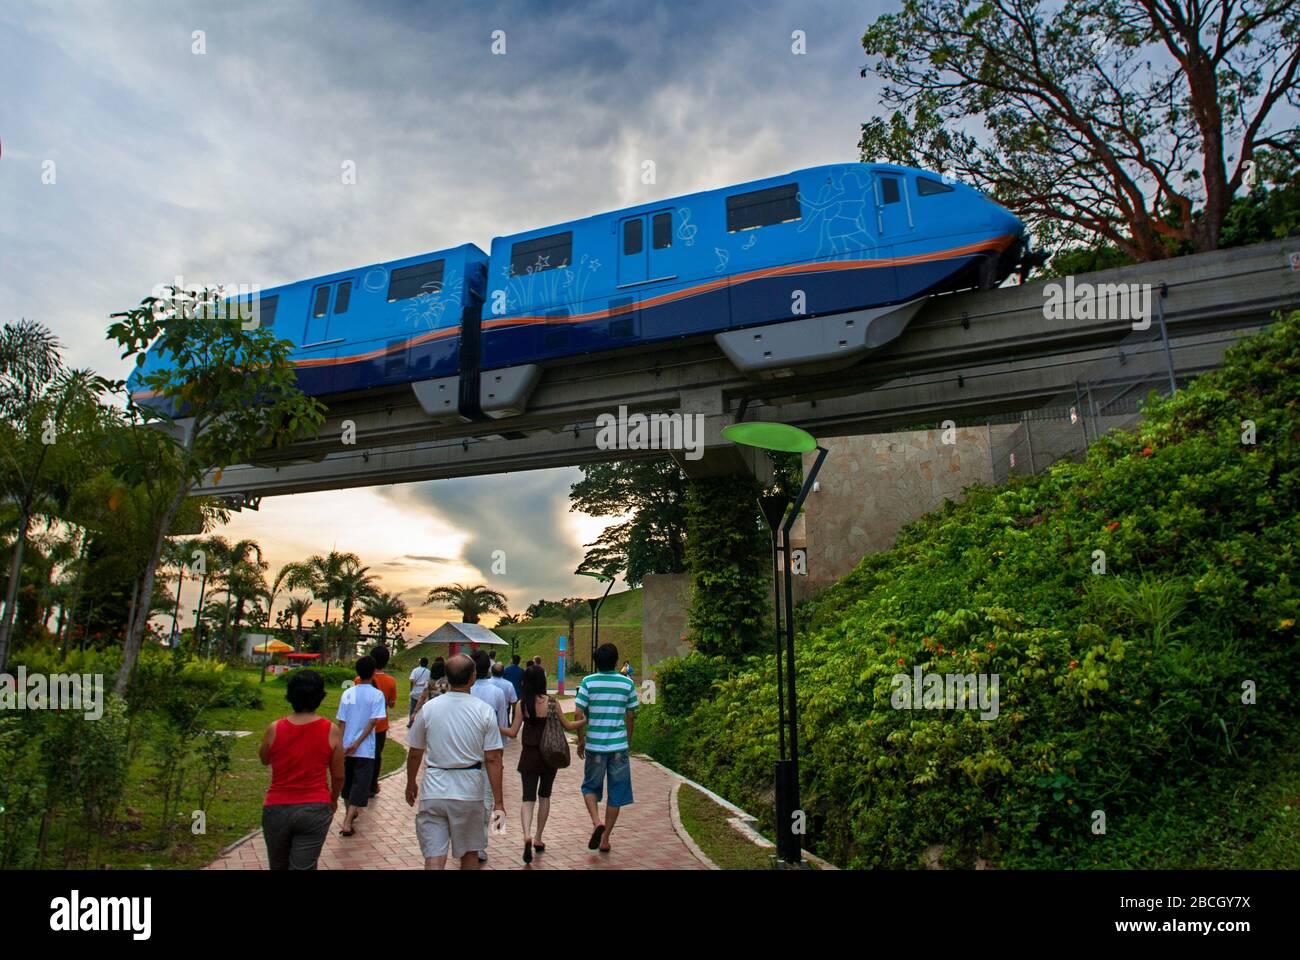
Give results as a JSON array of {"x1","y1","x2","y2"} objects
[
  {"x1": 409, "y1": 657, "x2": 431, "y2": 722},
  {"x1": 335, "y1": 656, "x2": 388, "y2": 838},
  {"x1": 405, "y1": 654, "x2": 505, "y2": 870},
  {"x1": 468, "y1": 649, "x2": 510, "y2": 861}
]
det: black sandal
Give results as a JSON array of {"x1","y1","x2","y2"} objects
[
  {"x1": 523, "y1": 840, "x2": 533, "y2": 864},
  {"x1": 587, "y1": 825, "x2": 605, "y2": 850},
  {"x1": 533, "y1": 841, "x2": 545, "y2": 853}
]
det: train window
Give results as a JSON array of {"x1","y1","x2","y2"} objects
[
  {"x1": 726, "y1": 183, "x2": 801, "y2": 232},
  {"x1": 312, "y1": 286, "x2": 331, "y2": 318},
  {"x1": 623, "y1": 219, "x2": 643, "y2": 256},
  {"x1": 881, "y1": 177, "x2": 901, "y2": 204},
  {"x1": 334, "y1": 280, "x2": 352, "y2": 314},
  {"x1": 257, "y1": 295, "x2": 278, "y2": 329},
  {"x1": 388, "y1": 260, "x2": 445, "y2": 302},
  {"x1": 510, "y1": 232, "x2": 572, "y2": 275},
  {"x1": 653, "y1": 212, "x2": 672, "y2": 249},
  {"x1": 917, "y1": 177, "x2": 954, "y2": 196}
]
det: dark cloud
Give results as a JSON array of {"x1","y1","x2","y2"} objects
[{"x1": 381, "y1": 467, "x2": 589, "y2": 611}]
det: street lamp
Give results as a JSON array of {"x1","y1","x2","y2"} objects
[
  {"x1": 577, "y1": 571, "x2": 615, "y2": 668},
  {"x1": 722, "y1": 420, "x2": 828, "y2": 867}
]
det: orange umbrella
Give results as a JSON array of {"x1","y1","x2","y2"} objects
[{"x1": 253, "y1": 639, "x2": 294, "y2": 654}]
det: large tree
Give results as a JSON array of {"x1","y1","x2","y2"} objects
[
  {"x1": 569, "y1": 458, "x2": 687, "y2": 586},
  {"x1": 859, "y1": 0, "x2": 1300, "y2": 260},
  {"x1": 107, "y1": 285, "x2": 326, "y2": 694}
]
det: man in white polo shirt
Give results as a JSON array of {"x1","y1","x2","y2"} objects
[{"x1": 405, "y1": 654, "x2": 505, "y2": 870}]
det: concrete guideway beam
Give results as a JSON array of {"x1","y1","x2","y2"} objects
[{"x1": 196, "y1": 240, "x2": 1300, "y2": 496}]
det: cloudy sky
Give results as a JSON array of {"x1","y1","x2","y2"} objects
[{"x1": 1, "y1": 0, "x2": 889, "y2": 639}]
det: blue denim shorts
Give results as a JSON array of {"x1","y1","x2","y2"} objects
[{"x1": 581, "y1": 749, "x2": 633, "y2": 807}]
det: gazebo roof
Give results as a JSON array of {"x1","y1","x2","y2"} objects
[{"x1": 423, "y1": 621, "x2": 508, "y2": 646}]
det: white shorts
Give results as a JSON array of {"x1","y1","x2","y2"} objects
[{"x1": 416, "y1": 799, "x2": 486, "y2": 860}]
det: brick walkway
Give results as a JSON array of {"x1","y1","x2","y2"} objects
[{"x1": 208, "y1": 711, "x2": 706, "y2": 871}]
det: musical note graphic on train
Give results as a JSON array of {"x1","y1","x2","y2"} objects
[
  {"x1": 714, "y1": 247, "x2": 730, "y2": 273},
  {"x1": 742, "y1": 233, "x2": 757, "y2": 250},
  {"x1": 677, "y1": 207, "x2": 698, "y2": 246}
]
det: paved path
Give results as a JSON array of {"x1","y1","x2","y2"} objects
[{"x1": 208, "y1": 712, "x2": 706, "y2": 871}]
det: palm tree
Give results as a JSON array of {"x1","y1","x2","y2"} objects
[
  {"x1": 227, "y1": 559, "x2": 269, "y2": 649},
  {"x1": 0, "y1": 321, "x2": 109, "y2": 671},
  {"x1": 333, "y1": 562, "x2": 379, "y2": 659},
  {"x1": 425, "y1": 583, "x2": 509, "y2": 624},
  {"x1": 297, "y1": 550, "x2": 360, "y2": 653},
  {"x1": 162, "y1": 536, "x2": 203, "y2": 646},
  {"x1": 362, "y1": 591, "x2": 408, "y2": 645},
  {"x1": 264, "y1": 562, "x2": 304, "y2": 641},
  {"x1": 284, "y1": 596, "x2": 312, "y2": 650},
  {"x1": 189, "y1": 534, "x2": 228, "y2": 655},
  {"x1": 215, "y1": 539, "x2": 263, "y2": 656}
]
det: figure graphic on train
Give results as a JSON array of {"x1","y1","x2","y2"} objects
[{"x1": 797, "y1": 167, "x2": 877, "y2": 260}]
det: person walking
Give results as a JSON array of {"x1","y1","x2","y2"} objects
[
  {"x1": 469, "y1": 649, "x2": 510, "y2": 862},
  {"x1": 574, "y1": 643, "x2": 639, "y2": 854},
  {"x1": 404, "y1": 654, "x2": 505, "y2": 870},
  {"x1": 359, "y1": 644, "x2": 398, "y2": 796},
  {"x1": 502, "y1": 663, "x2": 585, "y2": 864},
  {"x1": 336, "y1": 656, "x2": 387, "y2": 837},
  {"x1": 409, "y1": 657, "x2": 431, "y2": 723},
  {"x1": 503, "y1": 654, "x2": 525, "y2": 723},
  {"x1": 489, "y1": 660, "x2": 519, "y2": 720},
  {"x1": 411, "y1": 656, "x2": 450, "y2": 715},
  {"x1": 258, "y1": 670, "x2": 344, "y2": 870}
]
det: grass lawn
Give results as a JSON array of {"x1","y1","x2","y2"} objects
[
  {"x1": 90, "y1": 666, "x2": 407, "y2": 870},
  {"x1": 675, "y1": 783, "x2": 780, "y2": 870}
]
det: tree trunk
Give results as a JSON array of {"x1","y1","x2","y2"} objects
[
  {"x1": 61, "y1": 534, "x2": 89, "y2": 659},
  {"x1": 192, "y1": 572, "x2": 208, "y2": 654},
  {"x1": 220, "y1": 593, "x2": 233, "y2": 659},
  {"x1": 0, "y1": 507, "x2": 32, "y2": 674},
  {"x1": 123, "y1": 576, "x2": 141, "y2": 654},
  {"x1": 115, "y1": 484, "x2": 186, "y2": 696},
  {"x1": 169, "y1": 565, "x2": 185, "y2": 647}
]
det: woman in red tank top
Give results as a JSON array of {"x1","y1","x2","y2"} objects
[{"x1": 258, "y1": 670, "x2": 344, "y2": 870}]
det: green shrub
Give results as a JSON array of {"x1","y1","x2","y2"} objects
[
  {"x1": 659, "y1": 311, "x2": 1300, "y2": 869},
  {"x1": 270, "y1": 664, "x2": 357, "y2": 687},
  {"x1": 655, "y1": 651, "x2": 740, "y2": 718}
]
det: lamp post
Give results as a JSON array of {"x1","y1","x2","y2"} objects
[
  {"x1": 722, "y1": 420, "x2": 828, "y2": 867},
  {"x1": 577, "y1": 571, "x2": 615, "y2": 668},
  {"x1": 758, "y1": 494, "x2": 791, "y2": 762}
]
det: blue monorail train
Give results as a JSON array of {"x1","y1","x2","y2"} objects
[{"x1": 129, "y1": 162, "x2": 1032, "y2": 420}]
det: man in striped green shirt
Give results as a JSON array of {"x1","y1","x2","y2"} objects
[{"x1": 575, "y1": 643, "x2": 639, "y2": 854}]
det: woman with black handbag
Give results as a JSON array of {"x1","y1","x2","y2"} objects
[{"x1": 502, "y1": 663, "x2": 585, "y2": 864}]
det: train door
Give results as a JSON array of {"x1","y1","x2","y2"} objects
[
  {"x1": 648, "y1": 209, "x2": 674, "y2": 280},
  {"x1": 875, "y1": 172, "x2": 910, "y2": 240},
  {"x1": 618, "y1": 215, "x2": 647, "y2": 285},
  {"x1": 304, "y1": 283, "x2": 332, "y2": 343}
]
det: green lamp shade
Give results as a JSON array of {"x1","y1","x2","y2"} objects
[{"x1": 722, "y1": 421, "x2": 818, "y2": 453}]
